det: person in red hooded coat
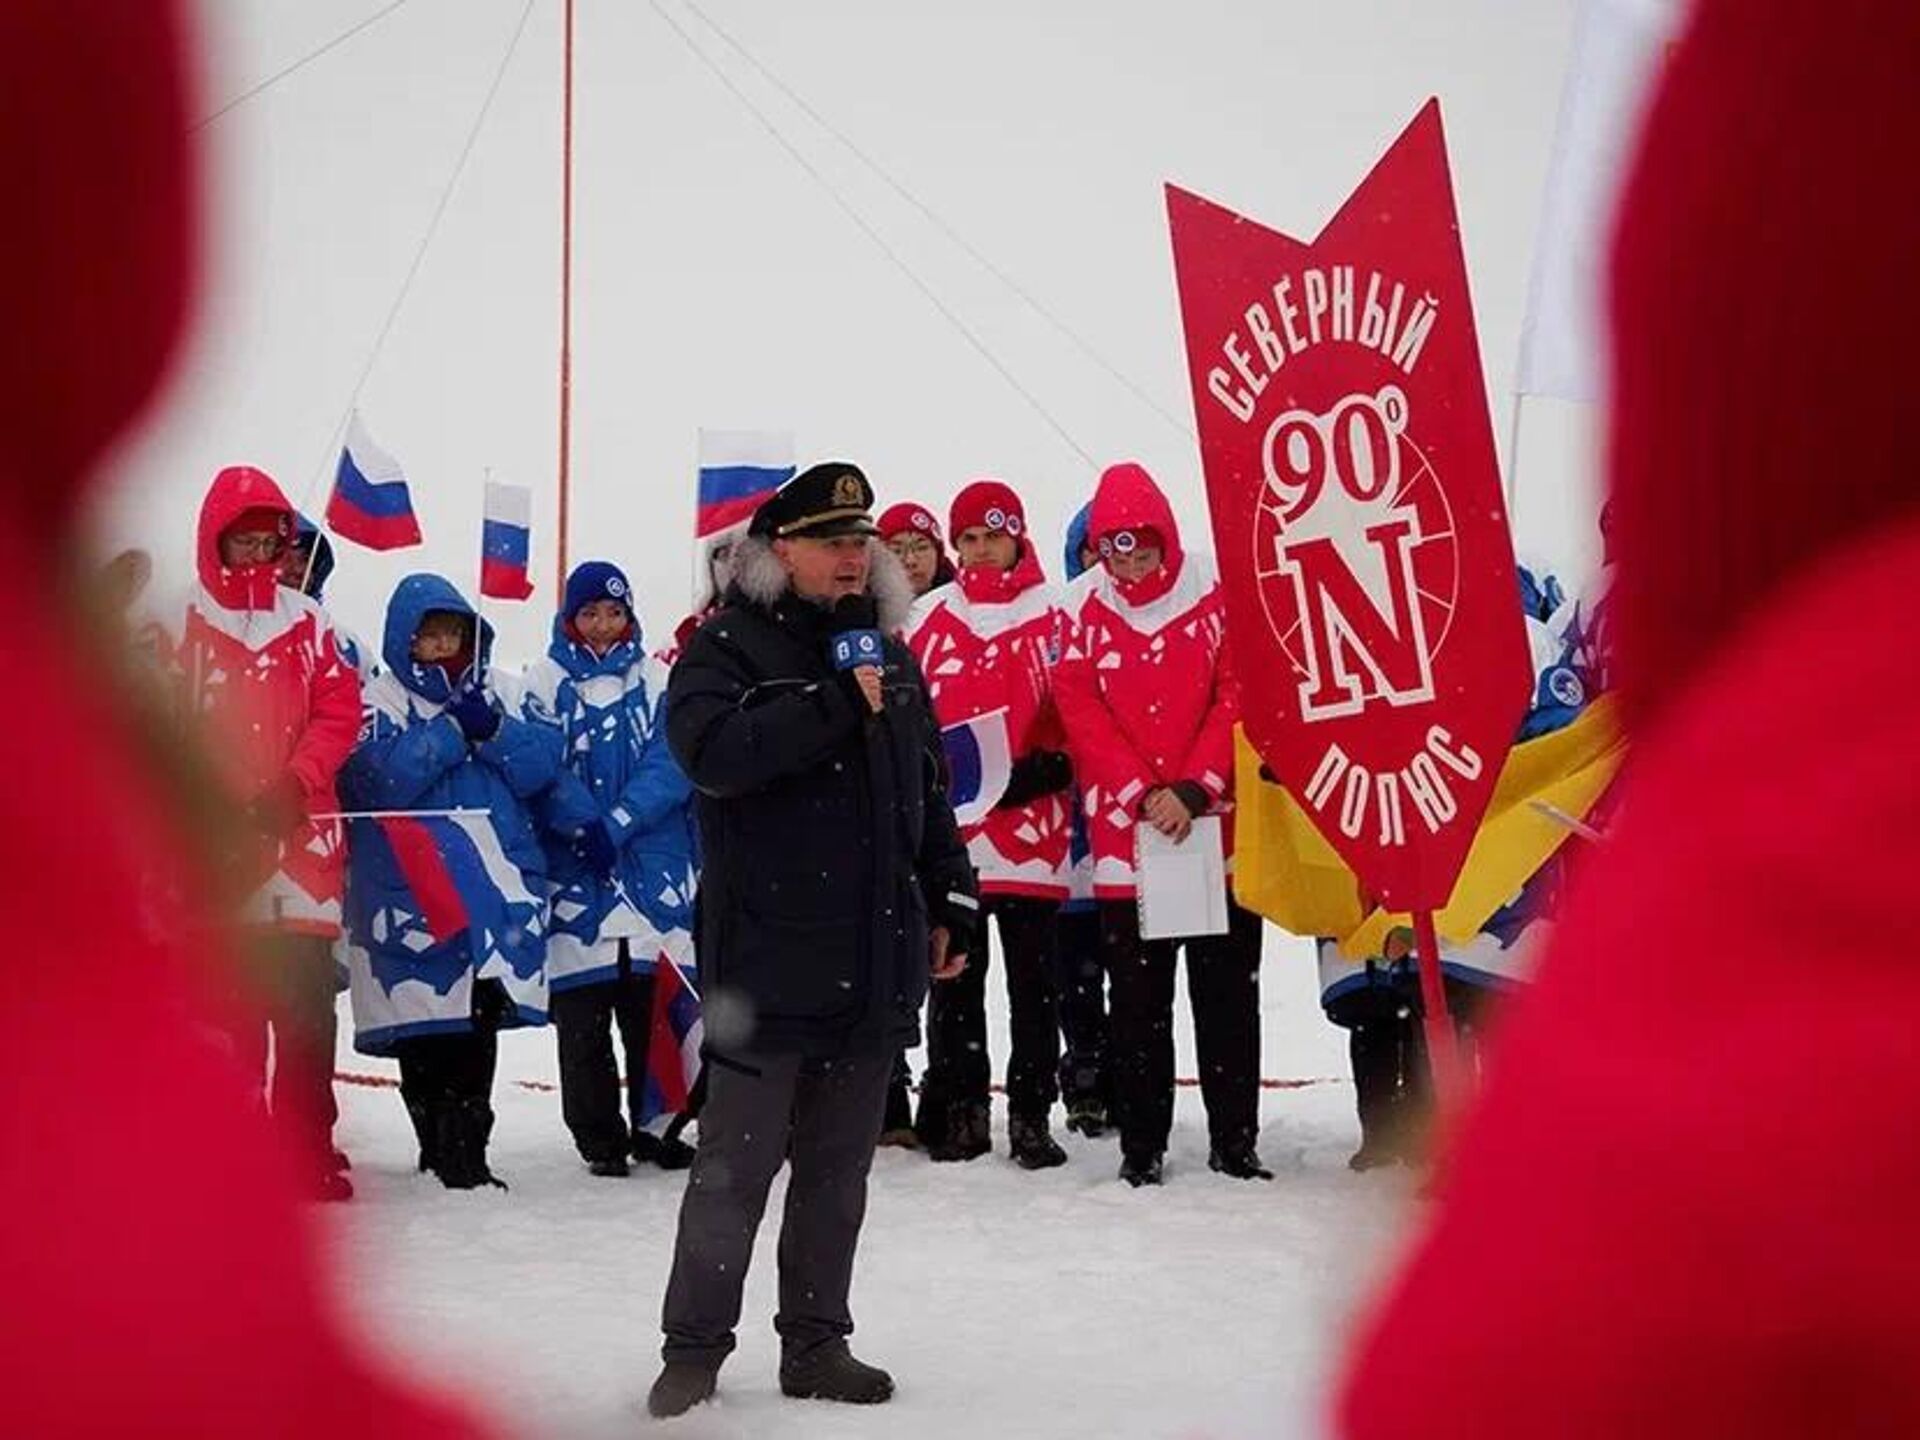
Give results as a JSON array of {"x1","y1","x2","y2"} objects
[
  {"x1": 163, "y1": 464, "x2": 363, "y2": 1197},
  {"x1": 1336, "y1": 1, "x2": 1920, "y2": 1435},
  {"x1": 904, "y1": 479, "x2": 1075, "y2": 1168},
  {"x1": 0, "y1": 2, "x2": 481, "y2": 1433},
  {"x1": 1054, "y1": 462, "x2": 1267, "y2": 1186}
]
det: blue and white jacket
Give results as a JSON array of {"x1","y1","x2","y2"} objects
[
  {"x1": 339, "y1": 573, "x2": 563, "y2": 1055},
  {"x1": 520, "y1": 614, "x2": 698, "y2": 991}
]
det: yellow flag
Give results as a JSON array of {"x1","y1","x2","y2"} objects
[{"x1": 1231, "y1": 696, "x2": 1626, "y2": 955}]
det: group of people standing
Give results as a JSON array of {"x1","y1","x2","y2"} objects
[
  {"x1": 882, "y1": 467, "x2": 1269, "y2": 1186},
  {"x1": 159, "y1": 451, "x2": 1281, "y2": 1414},
  {"x1": 160, "y1": 465, "x2": 702, "y2": 1199}
]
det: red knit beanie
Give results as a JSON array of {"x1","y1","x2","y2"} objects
[
  {"x1": 877, "y1": 501, "x2": 943, "y2": 545},
  {"x1": 949, "y1": 479, "x2": 1026, "y2": 540}
]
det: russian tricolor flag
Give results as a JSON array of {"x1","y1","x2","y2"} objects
[
  {"x1": 638, "y1": 948, "x2": 704, "y2": 1124},
  {"x1": 940, "y1": 707, "x2": 1013, "y2": 829},
  {"x1": 696, "y1": 429, "x2": 793, "y2": 539},
  {"x1": 375, "y1": 814, "x2": 478, "y2": 942},
  {"x1": 327, "y1": 414, "x2": 423, "y2": 551},
  {"x1": 480, "y1": 480, "x2": 535, "y2": 601}
]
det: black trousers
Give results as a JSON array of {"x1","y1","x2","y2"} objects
[
  {"x1": 1100, "y1": 898, "x2": 1262, "y2": 1159},
  {"x1": 394, "y1": 1024, "x2": 499, "y2": 1159},
  {"x1": 661, "y1": 1050, "x2": 892, "y2": 1367},
  {"x1": 226, "y1": 931, "x2": 340, "y2": 1171},
  {"x1": 1053, "y1": 905, "x2": 1109, "y2": 1108},
  {"x1": 1351, "y1": 1012, "x2": 1425, "y2": 1148},
  {"x1": 919, "y1": 894, "x2": 1062, "y2": 1122},
  {"x1": 551, "y1": 940, "x2": 664, "y2": 1162}
]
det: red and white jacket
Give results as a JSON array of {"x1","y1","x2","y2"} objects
[
  {"x1": 1054, "y1": 464, "x2": 1238, "y2": 900},
  {"x1": 164, "y1": 466, "x2": 362, "y2": 936},
  {"x1": 905, "y1": 545, "x2": 1071, "y2": 900}
]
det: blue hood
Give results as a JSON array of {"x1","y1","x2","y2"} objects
[
  {"x1": 291, "y1": 512, "x2": 335, "y2": 599},
  {"x1": 1063, "y1": 502, "x2": 1094, "y2": 580},
  {"x1": 546, "y1": 611, "x2": 643, "y2": 681},
  {"x1": 381, "y1": 572, "x2": 494, "y2": 703}
]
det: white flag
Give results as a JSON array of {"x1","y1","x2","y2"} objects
[{"x1": 1515, "y1": 0, "x2": 1681, "y2": 402}]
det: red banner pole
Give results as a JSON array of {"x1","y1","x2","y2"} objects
[
  {"x1": 554, "y1": 0, "x2": 575, "y2": 607},
  {"x1": 1412, "y1": 908, "x2": 1464, "y2": 1116}
]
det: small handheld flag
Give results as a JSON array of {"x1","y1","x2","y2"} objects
[
  {"x1": 327, "y1": 413, "x2": 423, "y2": 551},
  {"x1": 480, "y1": 480, "x2": 535, "y2": 601},
  {"x1": 940, "y1": 708, "x2": 1013, "y2": 829},
  {"x1": 638, "y1": 946, "x2": 703, "y2": 1125}
]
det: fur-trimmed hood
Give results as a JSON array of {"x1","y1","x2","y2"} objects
[{"x1": 728, "y1": 533, "x2": 916, "y2": 633}]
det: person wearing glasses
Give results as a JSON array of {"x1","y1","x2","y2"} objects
[{"x1": 163, "y1": 465, "x2": 363, "y2": 1199}]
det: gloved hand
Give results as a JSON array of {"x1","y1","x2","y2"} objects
[
  {"x1": 246, "y1": 773, "x2": 307, "y2": 838},
  {"x1": 995, "y1": 749, "x2": 1073, "y2": 809},
  {"x1": 448, "y1": 683, "x2": 500, "y2": 743},
  {"x1": 827, "y1": 593, "x2": 880, "y2": 636},
  {"x1": 931, "y1": 889, "x2": 980, "y2": 966},
  {"x1": 827, "y1": 594, "x2": 884, "y2": 715},
  {"x1": 576, "y1": 817, "x2": 619, "y2": 877}
]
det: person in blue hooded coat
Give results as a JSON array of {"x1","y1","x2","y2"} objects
[
  {"x1": 279, "y1": 513, "x2": 372, "y2": 679},
  {"x1": 1317, "y1": 562, "x2": 1603, "y2": 1170},
  {"x1": 339, "y1": 573, "x2": 570, "y2": 1190},
  {"x1": 1052, "y1": 501, "x2": 1111, "y2": 1136},
  {"x1": 520, "y1": 561, "x2": 701, "y2": 1177}
]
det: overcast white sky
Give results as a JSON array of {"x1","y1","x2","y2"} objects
[{"x1": 98, "y1": 0, "x2": 1597, "y2": 664}]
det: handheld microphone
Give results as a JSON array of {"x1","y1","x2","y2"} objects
[{"x1": 829, "y1": 630, "x2": 886, "y2": 672}]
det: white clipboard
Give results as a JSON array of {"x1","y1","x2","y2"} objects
[{"x1": 1135, "y1": 815, "x2": 1230, "y2": 940}]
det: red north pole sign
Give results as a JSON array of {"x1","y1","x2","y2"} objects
[{"x1": 1167, "y1": 100, "x2": 1532, "y2": 913}]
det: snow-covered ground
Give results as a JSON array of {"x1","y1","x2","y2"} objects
[{"x1": 321, "y1": 930, "x2": 1421, "y2": 1439}]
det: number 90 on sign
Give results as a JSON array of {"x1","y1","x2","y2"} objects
[{"x1": 1261, "y1": 385, "x2": 1409, "y2": 526}]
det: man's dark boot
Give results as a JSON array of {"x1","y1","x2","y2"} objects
[
  {"x1": 646, "y1": 1361, "x2": 718, "y2": 1419},
  {"x1": 1119, "y1": 1150, "x2": 1164, "y2": 1187},
  {"x1": 779, "y1": 1341, "x2": 894, "y2": 1404},
  {"x1": 1007, "y1": 1114, "x2": 1067, "y2": 1170}
]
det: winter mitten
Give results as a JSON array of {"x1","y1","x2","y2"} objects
[
  {"x1": 448, "y1": 684, "x2": 501, "y2": 743},
  {"x1": 996, "y1": 749, "x2": 1074, "y2": 809}
]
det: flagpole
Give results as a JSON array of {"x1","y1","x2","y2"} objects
[
  {"x1": 554, "y1": 0, "x2": 576, "y2": 606},
  {"x1": 1412, "y1": 908, "x2": 1465, "y2": 1119},
  {"x1": 1503, "y1": 390, "x2": 1525, "y2": 514},
  {"x1": 311, "y1": 809, "x2": 494, "y2": 822}
]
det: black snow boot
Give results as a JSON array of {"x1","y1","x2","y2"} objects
[
  {"x1": 779, "y1": 1341, "x2": 894, "y2": 1404},
  {"x1": 1064, "y1": 1096, "x2": 1108, "y2": 1138},
  {"x1": 405, "y1": 1097, "x2": 439, "y2": 1174},
  {"x1": 632, "y1": 1128, "x2": 696, "y2": 1171},
  {"x1": 877, "y1": 1072, "x2": 919, "y2": 1148},
  {"x1": 433, "y1": 1099, "x2": 505, "y2": 1191},
  {"x1": 1119, "y1": 1150, "x2": 1164, "y2": 1188},
  {"x1": 926, "y1": 1100, "x2": 990, "y2": 1163},
  {"x1": 646, "y1": 1361, "x2": 718, "y2": 1419},
  {"x1": 1347, "y1": 1139, "x2": 1399, "y2": 1172},
  {"x1": 1208, "y1": 1143, "x2": 1274, "y2": 1180},
  {"x1": 1007, "y1": 1114, "x2": 1068, "y2": 1170}
]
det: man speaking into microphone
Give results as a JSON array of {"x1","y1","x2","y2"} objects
[{"x1": 650, "y1": 461, "x2": 980, "y2": 1418}]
